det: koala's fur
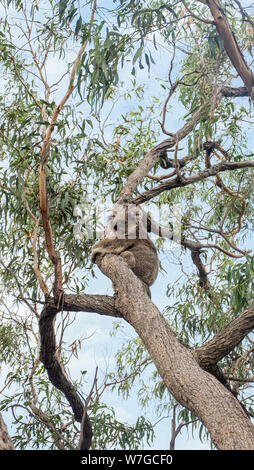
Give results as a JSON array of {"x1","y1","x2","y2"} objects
[{"x1": 91, "y1": 204, "x2": 159, "y2": 296}]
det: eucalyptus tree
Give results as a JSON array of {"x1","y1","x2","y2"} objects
[{"x1": 0, "y1": 0, "x2": 254, "y2": 450}]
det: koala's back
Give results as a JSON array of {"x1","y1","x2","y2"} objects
[
  {"x1": 127, "y1": 238, "x2": 159, "y2": 286},
  {"x1": 92, "y1": 237, "x2": 159, "y2": 287}
]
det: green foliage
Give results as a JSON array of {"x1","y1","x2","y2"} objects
[
  {"x1": 227, "y1": 257, "x2": 254, "y2": 314},
  {"x1": 91, "y1": 403, "x2": 154, "y2": 450}
]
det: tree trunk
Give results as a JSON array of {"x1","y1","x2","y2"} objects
[
  {"x1": 0, "y1": 413, "x2": 14, "y2": 450},
  {"x1": 98, "y1": 253, "x2": 254, "y2": 450}
]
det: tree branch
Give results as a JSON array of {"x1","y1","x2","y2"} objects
[
  {"x1": 0, "y1": 413, "x2": 15, "y2": 450},
  {"x1": 197, "y1": 0, "x2": 254, "y2": 94},
  {"x1": 221, "y1": 85, "x2": 250, "y2": 97},
  {"x1": 182, "y1": 0, "x2": 215, "y2": 24},
  {"x1": 232, "y1": 0, "x2": 254, "y2": 29},
  {"x1": 134, "y1": 160, "x2": 254, "y2": 204},
  {"x1": 196, "y1": 305, "x2": 254, "y2": 368},
  {"x1": 39, "y1": 304, "x2": 93, "y2": 449},
  {"x1": 46, "y1": 293, "x2": 121, "y2": 318},
  {"x1": 118, "y1": 82, "x2": 250, "y2": 206},
  {"x1": 118, "y1": 102, "x2": 210, "y2": 204}
]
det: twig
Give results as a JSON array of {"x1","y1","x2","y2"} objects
[
  {"x1": 0, "y1": 256, "x2": 37, "y2": 314},
  {"x1": 188, "y1": 223, "x2": 250, "y2": 257},
  {"x1": 182, "y1": 0, "x2": 215, "y2": 24},
  {"x1": 160, "y1": 70, "x2": 203, "y2": 136},
  {"x1": 232, "y1": 0, "x2": 254, "y2": 29}
]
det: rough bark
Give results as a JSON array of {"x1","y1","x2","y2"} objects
[
  {"x1": 46, "y1": 293, "x2": 121, "y2": 318},
  {"x1": 96, "y1": 253, "x2": 254, "y2": 450},
  {"x1": 0, "y1": 413, "x2": 15, "y2": 450}
]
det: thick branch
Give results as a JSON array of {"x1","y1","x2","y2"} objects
[
  {"x1": 46, "y1": 293, "x2": 121, "y2": 318},
  {"x1": 221, "y1": 85, "x2": 250, "y2": 97},
  {"x1": 196, "y1": 305, "x2": 254, "y2": 368},
  {"x1": 39, "y1": 304, "x2": 93, "y2": 449},
  {"x1": 38, "y1": 290, "x2": 121, "y2": 449},
  {"x1": 118, "y1": 85, "x2": 248, "y2": 205}
]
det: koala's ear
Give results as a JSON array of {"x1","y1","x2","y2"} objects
[
  {"x1": 158, "y1": 149, "x2": 170, "y2": 169},
  {"x1": 91, "y1": 250, "x2": 97, "y2": 263},
  {"x1": 147, "y1": 213, "x2": 152, "y2": 233}
]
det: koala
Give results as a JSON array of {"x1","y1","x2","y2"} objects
[{"x1": 91, "y1": 204, "x2": 159, "y2": 297}]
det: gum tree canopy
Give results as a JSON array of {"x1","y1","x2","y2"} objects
[{"x1": 0, "y1": 0, "x2": 254, "y2": 451}]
